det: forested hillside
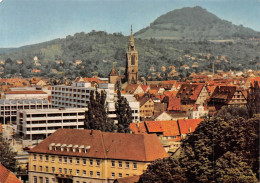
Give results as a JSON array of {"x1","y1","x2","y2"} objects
[{"x1": 135, "y1": 6, "x2": 260, "y2": 40}]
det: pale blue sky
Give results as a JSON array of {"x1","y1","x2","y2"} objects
[{"x1": 0, "y1": 0, "x2": 259, "y2": 47}]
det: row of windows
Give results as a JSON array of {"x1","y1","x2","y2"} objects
[{"x1": 33, "y1": 155, "x2": 138, "y2": 169}]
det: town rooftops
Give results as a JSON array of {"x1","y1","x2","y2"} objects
[
  {"x1": 178, "y1": 119, "x2": 204, "y2": 134},
  {"x1": 0, "y1": 163, "x2": 21, "y2": 183},
  {"x1": 177, "y1": 83, "x2": 205, "y2": 101},
  {"x1": 145, "y1": 120, "x2": 180, "y2": 137},
  {"x1": 29, "y1": 129, "x2": 168, "y2": 162}
]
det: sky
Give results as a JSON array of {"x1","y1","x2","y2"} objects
[{"x1": 0, "y1": 0, "x2": 259, "y2": 48}]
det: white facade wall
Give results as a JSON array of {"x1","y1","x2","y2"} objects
[
  {"x1": 0, "y1": 99, "x2": 50, "y2": 124},
  {"x1": 17, "y1": 108, "x2": 87, "y2": 140},
  {"x1": 5, "y1": 93, "x2": 48, "y2": 100}
]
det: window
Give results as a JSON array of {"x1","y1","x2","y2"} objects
[
  {"x1": 76, "y1": 181, "x2": 80, "y2": 183},
  {"x1": 39, "y1": 177, "x2": 43, "y2": 183},
  {"x1": 51, "y1": 156, "x2": 55, "y2": 162},
  {"x1": 64, "y1": 157, "x2": 67, "y2": 163},
  {"x1": 97, "y1": 171, "x2": 100, "y2": 178},
  {"x1": 52, "y1": 167, "x2": 55, "y2": 173},
  {"x1": 33, "y1": 165, "x2": 36, "y2": 171},
  {"x1": 33, "y1": 176, "x2": 37, "y2": 183},
  {"x1": 59, "y1": 156, "x2": 62, "y2": 163},
  {"x1": 45, "y1": 177, "x2": 49, "y2": 183},
  {"x1": 90, "y1": 159, "x2": 93, "y2": 166},
  {"x1": 64, "y1": 168, "x2": 67, "y2": 174},
  {"x1": 118, "y1": 161, "x2": 122, "y2": 168},
  {"x1": 126, "y1": 162, "x2": 129, "y2": 169},
  {"x1": 39, "y1": 155, "x2": 43, "y2": 161},
  {"x1": 45, "y1": 166, "x2": 49, "y2": 172},
  {"x1": 76, "y1": 169, "x2": 80, "y2": 175},
  {"x1": 59, "y1": 168, "x2": 62, "y2": 173},
  {"x1": 133, "y1": 162, "x2": 137, "y2": 169},
  {"x1": 69, "y1": 157, "x2": 73, "y2": 164},
  {"x1": 33, "y1": 154, "x2": 37, "y2": 160},
  {"x1": 96, "y1": 160, "x2": 100, "y2": 166},
  {"x1": 119, "y1": 173, "x2": 122, "y2": 178},
  {"x1": 111, "y1": 160, "x2": 115, "y2": 167},
  {"x1": 76, "y1": 158, "x2": 80, "y2": 164},
  {"x1": 111, "y1": 172, "x2": 115, "y2": 178},
  {"x1": 83, "y1": 159, "x2": 86, "y2": 165},
  {"x1": 90, "y1": 171, "x2": 93, "y2": 177},
  {"x1": 69, "y1": 169, "x2": 72, "y2": 174},
  {"x1": 52, "y1": 178, "x2": 55, "y2": 183},
  {"x1": 39, "y1": 166, "x2": 42, "y2": 171},
  {"x1": 83, "y1": 170, "x2": 86, "y2": 176},
  {"x1": 45, "y1": 155, "x2": 49, "y2": 161},
  {"x1": 126, "y1": 174, "x2": 129, "y2": 176}
]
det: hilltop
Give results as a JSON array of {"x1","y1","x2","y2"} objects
[{"x1": 135, "y1": 6, "x2": 260, "y2": 40}]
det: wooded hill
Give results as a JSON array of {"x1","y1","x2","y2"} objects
[
  {"x1": 0, "y1": 6, "x2": 259, "y2": 79},
  {"x1": 135, "y1": 6, "x2": 260, "y2": 40}
]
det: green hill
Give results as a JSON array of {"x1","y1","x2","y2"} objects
[{"x1": 135, "y1": 6, "x2": 260, "y2": 40}]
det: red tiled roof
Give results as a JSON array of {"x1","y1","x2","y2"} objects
[
  {"x1": 130, "y1": 123, "x2": 147, "y2": 134},
  {"x1": 0, "y1": 163, "x2": 21, "y2": 183},
  {"x1": 177, "y1": 83, "x2": 205, "y2": 101},
  {"x1": 125, "y1": 84, "x2": 142, "y2": 94},
  {"x1": 29, "y1": 129, "x2": 167, "y2": 162},
  {"x1": 178, "y1": 119, "x2": 204, "y2": 134},
  {"x1": 140, "y1": 85, "x2": 149, "y2": 92},
  {"x1": 145, "y1": 120, "x2": 180, "y2": 137},
  {"x1": 210, "y1": 86, "x2": 237, "y2": 100},
  {"x1": 5, "y1": 91, "x2": 47, "y2": 95},
  {"x1": 168, "y1": 97, "x2": 181, "y2": 111}
]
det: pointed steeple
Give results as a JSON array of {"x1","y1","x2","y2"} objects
[
  {"x1": 109, "y1": 62, "x2": 117, "y2": 76},
  {"x1": 128, "y1": 25, "x2": 135, "y2": 51}
]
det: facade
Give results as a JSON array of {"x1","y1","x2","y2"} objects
[
  {"x1": 0, "y1": 99, "x2": 50, "y2": 124},
  {"x1": 28, "y1": 129, "x2": 167, "y2": 183},
  {"x1": 209, "y1": 86, "x2": 247, "y2": 110},
  {"x1": 125, "y1": 27, "x2": 138, "y2": 84},
  {"x1": 16, "y1": 108, "x2": 87, "y2": 140},
  {"x1": 139, "y1": 97, "x2": 154, "y2": 120},
  {"x1": 188, "y1": 105, "x2": 209, "y2": 119}
]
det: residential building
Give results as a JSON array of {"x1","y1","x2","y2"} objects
[
  {"x1": 17, "y1": 108, "x2": 87, "y2": 140},
  {"x1": 209, "y1": 86, "x2": 247, "y2": 110},
  {"x1": 0, "y1": 99, "x2": 50, "y2": 124},
  {"x1": 28, "y1": 128, "x2": 167, "y2": 183},
  {"x1": 176, "y1": 83, "x2": 209, "y2": 105},
  {"x1": 188, "y1": 105, "x2": 209, "y2": 119},
  {"x1": 138, "y1": 97, "x2": 154, "y2": 120}
]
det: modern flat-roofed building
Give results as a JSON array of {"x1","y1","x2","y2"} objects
[
  {"x1": 28, "y1": 128, "x2": 168, "y2": 183},
  {"x1": 5, "y1": 90, "x2": 48, "y2": 100},
  {"x1": 17, "y1": 108, "x2": 87, "y2": 140},
  {"x1": 0, "y1": 99, "x2": 50, "y2": 124}
]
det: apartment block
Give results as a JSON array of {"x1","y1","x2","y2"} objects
[
  {"x1": 28, "y1": 128, "x2": 167, "y2": 183},
  {"x1": 0, "y1": 99, "x2": 50, "y2": 124},
  {"x1": 17, "y1": 108, "x2": 87, "y2": 140}
]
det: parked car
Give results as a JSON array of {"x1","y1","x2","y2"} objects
[{"x1": 23, "y1": 147, "x2": 31, "y2": 151}]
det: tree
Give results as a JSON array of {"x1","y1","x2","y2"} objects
[
  {"x1": 247, "y1": 81, "x2": 260, "y2": 118},
  {"x1": 0, "y1": 136, "x2": 17, "y2": 172},
  {"x1": 139, "y1": 114, "x2": 259, "y2": 182},
  {"x1": 115, "y1": 84, "x2": 132, "y2": 133},
  {"x1": 84, "y1": 90, "x2": 116, "y2": 132}
]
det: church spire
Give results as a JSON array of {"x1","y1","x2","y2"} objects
[{"x1": 128, "y1": 25, "x2": 135, "y2": 51}]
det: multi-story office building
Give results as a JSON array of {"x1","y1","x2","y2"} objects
[
  {"x1": 28, "y1": 128, "x2": 167, "y2": 183},
  {"x1": 0, "y1": 99, "x2": 50, "y2": 124},
  {"x1": 52, "y1": 82, "x2": 140, "y2": 123},
  {"x1": 17, "y1": 108, "x2": 87, "y2": 140}
]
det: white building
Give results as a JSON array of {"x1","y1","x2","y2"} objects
[
  {"x1": 52, "y1": 82, "x2": 140, "y2": 123},
  {"x1": 188, "y1": 105, "x2": 208, "y2": 119},
  {"x1": 0, "y1": 99, "x2": 50, "y2": 124},
  {"x1": 5, "y1": 90, "x2": 49, "y2": 100},
  {"x1": 17, "y1": 108, "x2": 87, "y2": 140}
]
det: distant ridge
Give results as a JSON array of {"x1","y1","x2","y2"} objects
[{"x1": 135, "y1": 6, "x2": 260, "y2": 40}]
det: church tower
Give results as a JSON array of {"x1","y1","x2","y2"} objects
[{"x1": 125, "y1": 26, "x2": 138, "y2": 84}]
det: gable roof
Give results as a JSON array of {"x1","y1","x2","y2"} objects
[
  {"x1": 0, "y1": 163, "x2": 21, "y2": 183},
  {"x1": 114, "y1": 175, "x2": 140, "y2": 183},
  {"x1": 210, "y1": 86, "x2": 237, "y2": 101},
  {"x1": 138, "y1": 97, "x2": 153, "y2": 107},
  {"x1": 178, "y1": 119, "x2": 204, "y2": 134},
  {"x1": 129, "y1": 123, "x2": 147, "y2": 134},
  {"x1": 145, "y1": 120, "x2": 180, "y2": 137},
  {"x1": 177, "y1": 83, "x2": 205, "y2": 101},
  {"x1": 168, "y1": 97, "x2": 181, "y2": 111},
  {"x1": 29, "y1": 129, "x2": 167, "y2": 162},
  {"x1": 125, "y1": 84, "x2": 142, "y2": 94}
]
